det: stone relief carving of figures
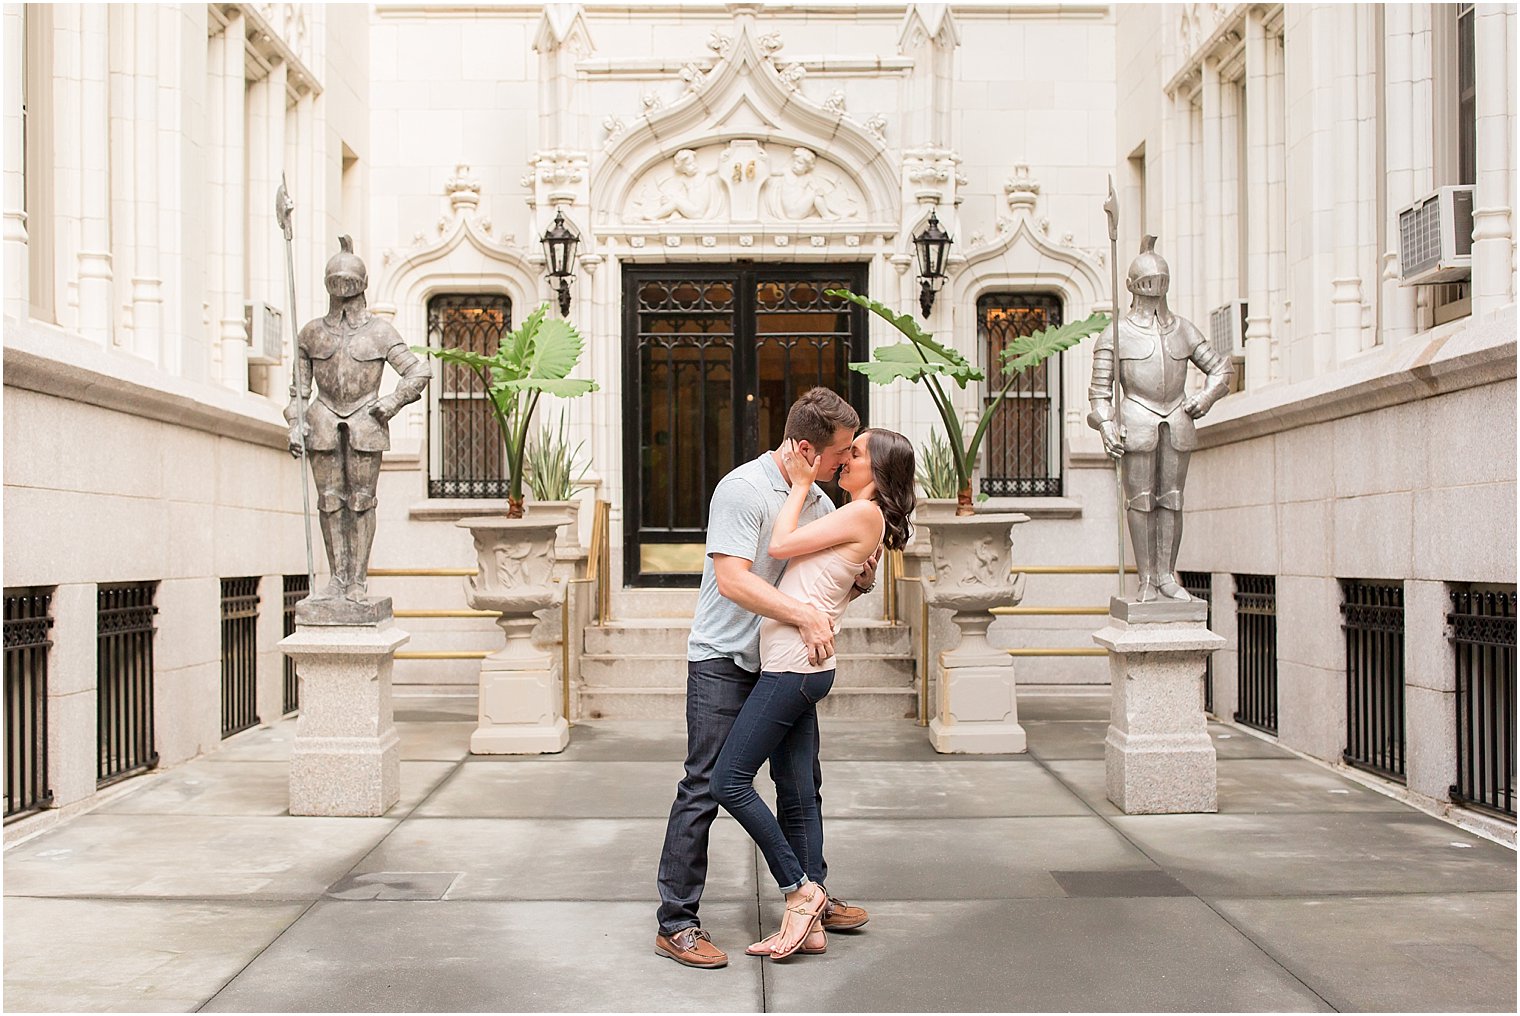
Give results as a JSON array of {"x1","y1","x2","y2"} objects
[
  {"x1": 766, "y1": 147, "x2": 859, "y2": 221},
  {"x1": 639, "y1": 149, "x2": 722, "y2": 221}
]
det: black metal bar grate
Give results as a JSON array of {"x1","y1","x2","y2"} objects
[
  {"x1": 1179, "y1": 570, "x2": 1213, "y2": 714},
  {"x1": 283, "y1": 574, "x2": 308, "y2": 715},
  {"x1": 221, "y1": 578, "x2": 261, "y2": 739},
  {"x1": 97, "y1": 582, "x2": 159, "y2": 787},
  {"x1": 1448, "y1": 585, "x2": 1515, "y2": 816},
  {"x1": 977, "y1": 292, "x2": 1064, "y2": 498},
  {"x1": 5, "y1": 589, "x2": 54, "y2": 820},
  {"x1": 427, "y1": 294, "x2": 513, "y2": 499},
  {"x1": 1341, "y1": 579, "x2": 1406, "y2": 782},
  {"x1": 1234, "y1": 574, "x2": 1278, "y2": 734}
]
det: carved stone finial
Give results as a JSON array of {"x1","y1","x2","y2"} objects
[
  {"x1": 707, "y1": 28, "x2": 732, "y2": 56},
  {"x1": 446, "y1": 163, "x2": 481, "y2": 215},
  {"x1": 1004, "y1": 163, "x2": 1041, "y2": 211},
  {"x1": 758, "y1": 30, "x2": 784, "y2": 57},
  {"x1": 864, "y1": 113, "x2": 888, "y2": 142},
  {"x1": 823, "y1": 89, "x2": 846, "y2": 114},
  {"x1": 778, "y1": 62, "x2": 806, "y2": 90},
  {"x1": 640, "y1": 91, "x2": 664, "y2": 112},
  {"x1": 680, "y1": 61, "x2": 707, "y2": 92},
  {"x1": 602, "y1": 115, "x2": 626, "y2": 142}
]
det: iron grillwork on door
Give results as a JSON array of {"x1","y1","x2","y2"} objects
[
  {"x1": 427, "y1": 294, "x2": 513, "y2": 498},
  {"x1": 220, "y1": 578, "x2": 260, "y2": 738},
  {"x1": 5, "y1": 589, "x2": 53, "y2": 820},
  {"x1": 978, "y1": 293, "x2": 1064, "y2": 497},
  {"x1": 1448, "y1": 585, "x2": 1515, "y2": 816},
  {"x1": 1179, "y1": 571, "x2": 1214, "y2": 714},
  {"x1": 623, "y1": 265, "x2": 868, "y2": 586},
  {"x1": 97, "y1": 582, "x2": 159, "y2": 787},
  {"x1": 1341, "y1": 580, "x2": 1406, "y2": 781},
  {"x1": 283, "y1": 575, "x2": 307, "y2": 715},
  {"x1": 1234, "y1": 574, "x2": 1278, "y2": 734}
]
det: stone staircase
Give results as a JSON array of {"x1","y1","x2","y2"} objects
[{"x1": 579, "y1": 588, "x2": 918, "y2": 720}]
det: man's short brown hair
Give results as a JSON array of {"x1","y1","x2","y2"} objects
[{"x1": 783, "y1": 387, "x2": 860, "y2": 449}]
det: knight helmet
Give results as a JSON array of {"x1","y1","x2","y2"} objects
[
  {"x1": 324, "y1": 235, "x2": 368, "y2": 296},
  {"x1": 1125, "y1": 235, "x2": 1170, "y2": 298}
]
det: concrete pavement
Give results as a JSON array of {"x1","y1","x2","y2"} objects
[{"x1": 4, "y1": 692, "x2": 1515, "y2": 1012}]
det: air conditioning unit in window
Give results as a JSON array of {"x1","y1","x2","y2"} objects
[
  {"x1": 243, "y1": 301, "x2": 284, "y2": 366},
  {"x1": 1208, "y1": 299, "x2": 1248, "y2": 360},
  {"x1": 1397, "y1": 185, "x2": 1474, "y2": 285}
]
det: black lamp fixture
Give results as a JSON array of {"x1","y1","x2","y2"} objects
[
  {"x1": 913, "y1": 208, "x2": 953, "y2": 318},
  {"x1": 540, "y1": 208, "x2": 580, "y2": 316}
]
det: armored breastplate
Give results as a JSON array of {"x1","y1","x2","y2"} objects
[
  {"x1": 304, "y1": 315, "x2": 392, "y2": 419},
  {"x1": 1116, "y1": 316, "x2": 1192, "y2": 416}
]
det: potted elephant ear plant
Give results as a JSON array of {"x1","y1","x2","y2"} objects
[
  {"x1": 414, "y1": 303, "x2": 600, "y2": 755},
  {"x1": 828, "y1": 289, "x2": 1108, "y2": 711}
]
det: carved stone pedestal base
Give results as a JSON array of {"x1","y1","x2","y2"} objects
[
  {"x1": 1094, "y1": 598, "x2": 1223, "y2": 814},
  {"x1": 929, "y1": 610, "x2": 1027, "y2": 754},
  {"x1": 279, "y1": 622, "x2": 406, "y2": 817},
  {"x1": 469, "y1": 616, "x2": 569, "y2": 756}
]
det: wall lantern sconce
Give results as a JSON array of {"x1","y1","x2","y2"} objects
[
  {"x1": 541, "y1": 209, "x2": 580, "y2": 316},
  {"x1": 913, "y1": 208, "x2": 952, "y2": 318}
]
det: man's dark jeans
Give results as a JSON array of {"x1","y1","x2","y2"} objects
[{"x1": 656, "y1": 657, "x2": 828, "y2": 935}]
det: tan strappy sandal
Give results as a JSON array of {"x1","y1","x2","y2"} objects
[{"x1": 770, "y1": 883, "x2": 828, "y2": 959}]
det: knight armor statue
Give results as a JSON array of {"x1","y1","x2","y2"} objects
[
  {"x1": 1087, "y1": 236, "x2": 1233, "y2": 602},
  {"x1": 286, "y1": 236, "x2": 430, "y2": 603}
]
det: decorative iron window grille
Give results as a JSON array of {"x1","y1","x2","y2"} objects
[
  {"x1": 1448, "y1": 585, "x2": 1515, "y2": 816},
  {"x1": 283, "y1": 574, "x2": 308, "y2": 715},
  {"x1": 977, "y1": 292, "x2": 1064, "y2": 497},
  {"x1": 97, "y1": 582, "x2": 159, "y2": 787},
  {"x1": 5, "y1": 589, "x2": 54, "y2": 821},
  {"x1": 1179, "y1": 571, "x2": 1213, "y2": 714},
  {"x1": 427, "y1": 294, "x2": 513, "y2": 499},
  {"x1": 220, "y1": 578, "x2": 261, "y2": 739},
  {"x1": 1341, "y1": 580, "x2": 1407, "y2": 781},
  {"x1": 1234, "y1": 574, "x2": 1278, "y2": 734}
]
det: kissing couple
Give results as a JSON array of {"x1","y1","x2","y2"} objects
[{"x1": 655, "y1": 387, "x2": 916, "y2": 967}]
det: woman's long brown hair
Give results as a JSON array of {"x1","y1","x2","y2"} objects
[{"x1": 860, "y1": 428, "x2": 916, "y2": 551}]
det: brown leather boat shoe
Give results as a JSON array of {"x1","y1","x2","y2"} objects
[
  {"x1": 821, "y1": 896, "x2": 869, "y2": 931},
  {"x1": 655, "y1": 927, "x2": 729, "y2": 969}
]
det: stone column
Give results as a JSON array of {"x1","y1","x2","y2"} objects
[
  {"x1": 3, "y1": 5, "x2": 27, "y2": 320},
  {"x1": 1331, "y1": 3, "x2": 1364, "y2": 366},
  {"x1": 47, "y1": 583, "x2": 101, "y2": 811},
  {"x1": 130, "y1": 5, "x2": 162, "y2": 363},
  {"x1": 1471, "y1": 4, "x2": 1515, "y2": 317},
  {"x1": 1208, "y1": 572, "x2": 1240, "y2": 722},
  {"x1": 77, "y1": 3, "x2": 114, "y2": 345},
  {"x1": 1096, "y1": 599, "x2": 1224, "y2": 814},
  {"x1": 213, "y1": 10, "x2": 248, "y2": 391},
  {"x1": 279, "y1": 622, "x2": 405, "y2": 817},
  {"x1": 1243, "y1": 9, "x2": 1272, "y2": 386},
  {"x1": 1201, "y1": 57, "x2": 1222, "y2": 315},
  {"x1": 1380, "y1": 3, "x2": 1420, "y2": 347}
]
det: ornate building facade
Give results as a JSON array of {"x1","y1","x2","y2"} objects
[{"x1": 4, "y1": 3, "x2": 1514, "y2": 835}]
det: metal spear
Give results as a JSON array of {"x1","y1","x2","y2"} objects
[
  {"x1": 276, "y1": 177, "x2": 317, "y2": 595},
  {"x1": 1103, "y1": 177, "x2": 1126, "y2": 599}
]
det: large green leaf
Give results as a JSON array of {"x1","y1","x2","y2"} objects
[
  {"x1": 830, "y1": 289, "x2": 985, "y2": 389},
  {"x1": 496, "y1": 377, "x2": 600, "y2": 397},
  {"x1": 411, "y1": 345, "x2": 494, "y2": 372},
  {"x1": 521, "y1": 317, "x2": 585, "y2": 380},
  {"x1": 998, "y1": 312, "x2": 1110, "y2": 373}
]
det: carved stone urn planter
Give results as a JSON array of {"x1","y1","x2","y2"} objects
[
  {"x1": 456, "y1": 514, "x2": 570, "y2": 754},
  {"x1": 918, "y1": 512, "x2": 1030, "y2": 753}
]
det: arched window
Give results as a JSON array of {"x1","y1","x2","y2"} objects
[
  {"x1": 426, "y1": 294, "x2": 512, "y2": 498},
  {"x1": 977, "y1": 292, "x2": 1064, "y2": 497}
]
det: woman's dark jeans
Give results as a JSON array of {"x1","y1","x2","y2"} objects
[{"x1": 711, "y1": 669, "x2": 836, "y2": 891}]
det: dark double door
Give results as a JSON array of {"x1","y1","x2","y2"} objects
[{"x1": 623, "y1": 264, "x2": 869, "y2": 586}]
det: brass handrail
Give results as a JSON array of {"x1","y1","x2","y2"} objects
[
  {"x1": 1011, "y1": 565, "x2": 1138, "y2": 575},
  {"x1": 561, "y1": 499, "x2": 611, "y2": 725},
  {"x1": 989, "y1": 605, "x2": 1108, "y2": 616},
  {"x1": 369, "y1": 567, "x2": 477, "y2": 577}
]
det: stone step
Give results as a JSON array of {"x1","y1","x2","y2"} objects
[
  {"x1": 583, "y1": 618, "x2": 912, "y2": 657},
  {"x1": 578, "y1": 685, "x2": 918, "y2": 721},
  {"x1": 580, "y1": 652, "x2": 915, "y2": 689}
]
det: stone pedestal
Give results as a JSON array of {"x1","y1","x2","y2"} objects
[
  {"x1": 1094, "y1": 597, "x2": 1224, "y2": 814},
  {"x1": 929, "y1": 609, "x2": 1026, "y2": 753},
  {"x1": 278, "y1": 621, "x2": 406, "y2": 817},
  {"x1": 457, "y1": 515, "x2": 571, "y2": 755},
  {"x1": 919, "y1": 512, "x2": 1030, "y2": 754}
]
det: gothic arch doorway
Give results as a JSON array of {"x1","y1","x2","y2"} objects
[{"x1": 622, "y1": 263, "x2": 869, "y2": 586}]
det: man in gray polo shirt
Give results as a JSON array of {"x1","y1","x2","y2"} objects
[{"x1": 656, "y1": 388, "x2": 876, "y2": 969}]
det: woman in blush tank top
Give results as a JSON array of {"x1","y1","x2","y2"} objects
[{"x1": 710, "y1": 428, "x2": 916, "y2": 960}]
